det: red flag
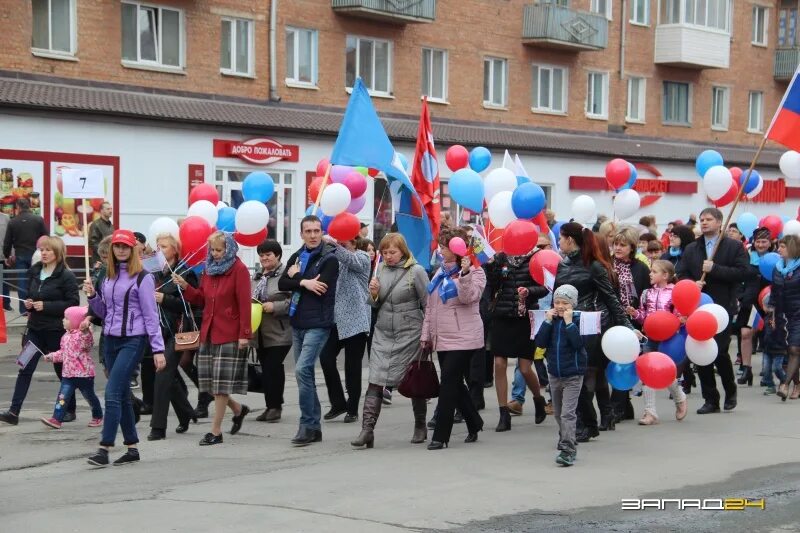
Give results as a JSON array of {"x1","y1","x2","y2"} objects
[
  {"x1": 410, "y1": 97, "x2": 441, "y2": 251},
  {"x1": 0, "y1": 306, "x2": 6, "y2": 344}
]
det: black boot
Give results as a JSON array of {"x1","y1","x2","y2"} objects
[
  {"x1": 737, "y1": 366, "x2": 753, "y2": 386},
  {"x1": 533, "y1": 396, "x2": 547, "y2": 424},
  {"x1": 599, "y1": 412, "x2": 616, "y2": 431},
  {"x1": 495, "y1": 406, "x2": 511, "y2": 432},
  {"x1": 194, "y1": 392, "x2": 213, "y2": 419}
]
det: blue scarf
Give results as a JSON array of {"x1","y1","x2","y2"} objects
[
  {"x1": 749, "y1": 250, "x2": 764, "y2": 267},
  {"x1": 776, "y1": 258, "x2": 800, "y2": 276},
  {"x1": 298, "y1": 245, "x2": 322, "y2": 275},
  {"x1": 205, "y1": 233, "x2": 239, "y2": 276},
  {"x1": 669, "y1": 247, "x2": 681, "y2": 258},
  {"x1": 427, "y1": 264, "x2": 460, "y2": 303}
]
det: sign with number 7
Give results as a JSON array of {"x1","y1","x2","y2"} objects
[{"x1": 61, "y1": 168, "x2": 104, "y2": 199}]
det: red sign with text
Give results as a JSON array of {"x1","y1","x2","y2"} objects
[
  {"x1": 213, "y1": 138, "x2": 299, "y2": 165},
  {"x1": 188, "y1": 164, "x2": 205, "y2": 206}
]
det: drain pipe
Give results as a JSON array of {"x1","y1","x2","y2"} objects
[
  {"x1": 620, "y1": 0, "x2": 626, "y2": 81},
  {"x1": 269, "y1": 0, "x2": 281, "y2": 102}
]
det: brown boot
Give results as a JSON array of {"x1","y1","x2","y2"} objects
[
  {"x1": 351, "y1": 388, "x2": 382, "y2": 449},
  {"x1": 410, "y1": 398, "x2": 427, "y2": 444}
]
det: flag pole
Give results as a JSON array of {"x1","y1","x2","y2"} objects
[{"x1": 311, "y1": 164, "x2": 332, "y2": 217}]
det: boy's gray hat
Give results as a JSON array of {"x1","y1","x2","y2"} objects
[{"x1": 553, "y1": 284, "x2": 578, "y2": 307}]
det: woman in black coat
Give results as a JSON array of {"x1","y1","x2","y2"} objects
[
  {"x1": 554, "y1": 223, "x2": 636, "y2": 442},
  {"x1": 0, "y1": 237, "x2": 79, "y2": 425},
  {"x1": 661, "y1": 224, "x2": 695, "y2": 271},
  {"x1": 735, "y1": 227, "x2": 772, "y2": 386}
]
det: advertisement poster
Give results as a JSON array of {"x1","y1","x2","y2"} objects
[
  {"x1": 0, "y1": 159, "x2": 44, "y2": 218},
  {"x1": 50, "y1": 163, "x2": 114, "y2": 247}
]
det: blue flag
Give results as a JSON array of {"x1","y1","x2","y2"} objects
[{"x1": 330, "y1": 79, "x2": 432, "y2": 269}]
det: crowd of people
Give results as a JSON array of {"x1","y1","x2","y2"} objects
[{"x1": 0, "y1": 199, "x2": 798, "y2": 468}]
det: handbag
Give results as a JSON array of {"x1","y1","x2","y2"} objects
[
  {"x1": 247, "y1": 347, "x2": 263, "y2": 393},
  {"x1": 398, "y1": 348, "x2": 440, "y2": 399},
  {"x1": 173, "y1": 312, "x2": 200, "y2": 352}
]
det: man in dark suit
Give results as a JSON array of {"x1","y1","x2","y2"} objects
[{"x1": 676, "y1": 207, "x2": 749, "y2": 414}]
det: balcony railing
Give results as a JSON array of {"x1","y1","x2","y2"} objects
[
  {"x1": 522, "y1": 4, "x2": 608, "y2": 51},
  {"x1": 775, "y1": 48, "x2": 800, "y2": 81},
  {"x1": 331, "y1": 0, "x2": 436, "y2": 23}
]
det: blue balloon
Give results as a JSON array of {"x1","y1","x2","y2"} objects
[
  {"x1": 242, "y1": 172, "x2": 275, "y2": 203},
  {"x1": 191, "y1": 263, "x2": 205, "y2": 275},
  {"x1": 397, "y1": 153, "x2": 410, "y2": 173},
  {"x1": 738, "y1": 169, "x2": 761, "y2": 195},
  {"x1": 759, "y1": 252, "x2": 781, "y2": 280},
  {"x1": 699, "y1": 292, "x2": 714, "y2": 306},
  {"x1": 217, "y1": 206, "x2": 237, "y2": 232},
  {"x1": 659, "y1": 328, "x2": 688, "y2": 365},
  {"x1": 551, "y1": 221, "x2": 565, "y2": 241},
  {"x1": 516, "y1": 175, "x2": 532, "y2": 186},
  {"x1": 620, "y1": 162, "x2": 638, "y2": 190},
  {"x1": 511, "y1": 182, "x2": 546, "y2": 220},
  {"x1": 449, "y1": 168, "x2": 485, "y2": 213},
  {"x1": 696, "y1": 150, "x2": 724, "y2": 178},
  {"x1": 606, "y1": 362, "x2": 639, "y2": 391},
  {"x1": 469, "y1": 147, "x2": 492, "y2": 173},
  {"x1": 305, "y1": 205, "x2": 333, "y2": 230},
  {"x1": 737, "y1": 212, "x2": 759, "y2": 240}
]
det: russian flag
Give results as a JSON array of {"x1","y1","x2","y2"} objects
[
  {"x1": 468, "y1": 225, "x2": 495, "y2": 267},
  {"x1": 748, "y1": 307, "x2": 764, "y2": 331},
  {"x1": 767, "y1": 67, "x2": 800, "y2": 151}
]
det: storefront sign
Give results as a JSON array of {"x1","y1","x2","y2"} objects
[
  {"x1": 188, "y1": 164, "x2": 205, "y2": 206},
  {"x1": 213, "y1": 138, "x2": 299, "y2": 165}
]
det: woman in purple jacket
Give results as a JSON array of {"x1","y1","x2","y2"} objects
[{"x1": 83, "y1": 229, "x2": 165, "y2": 467}]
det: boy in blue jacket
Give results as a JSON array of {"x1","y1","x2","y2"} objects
[{"x1": 535, "y1": 284, "x2": 586, "y2": 467}]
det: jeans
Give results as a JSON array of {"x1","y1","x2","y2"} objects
[
  {"x1": 14, "y1": 255, "x2": 32, "y2": 313},
  {"x1": 10, "y1": 328, "x2": 75, "y2": 416},
  {"x1": 550, "y1": 374, "x2": 583, "y2": 455},
  {"x1": 762, "y1": 353, "x2": 786, "y2": 387},
  {"x1": 511, "y1": 359, "x2": 549, "y2": 404},
  {"x1": 257, "y1": 345, "x2": 292, "y2": 409},
  {"x1": 101, "y1": 335, "x2": 147, "y2": 447},
  {"x1": 292, "y1": 327, "x2": 331, "y2": 431},
  {"x1": 321, "y1": 327, "x2": 367, "y2": 415},
  {"x1": 150, "y1": 341, "x2": 194, "y2": 431},
  {"x1": 52, "y1": 377, "x2": 102, "y2": 422}
]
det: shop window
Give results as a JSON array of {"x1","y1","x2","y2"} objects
[
  {"x1": 221, "y1": 18, "x2": 254, "y2": 76},
  {"x1": 121, "y1": 2, "x2": 183, "y2": 69},
  {"x1": 345, "y1": 35, "x2": 392, "y2": 96},
  {"x1": 286, "y1": 27, "x2": 318, "y2": 86},
  {"x1": 31, "y1": 0, "x2": 76, "y2": 56}
]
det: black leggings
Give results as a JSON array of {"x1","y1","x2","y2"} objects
[
  {"x1": 321, "y1": 328, "x2": 368, "y2": 415},
  {"x1": 257, "y1": 345, "x2": 292, "y2": 409}
]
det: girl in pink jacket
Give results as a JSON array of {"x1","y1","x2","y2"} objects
[{"x1": 40, "y1": 306, "x2": 103, "y2": 429}]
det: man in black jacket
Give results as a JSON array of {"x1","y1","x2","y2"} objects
[
  {"x1": 279, "y1": 215, "x2": 339, "y2": 446},
  {"x1": 676, "y1": 208, "x2": 749, "y2": 414},
  {"x1": 3, "y1": 198, "x2": 47, "y2": 313}
]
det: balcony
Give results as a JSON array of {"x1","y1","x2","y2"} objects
[
  {"x1": 654, "y1": 24, "x2": 730, "y2": 69},
  {"x1": 331, "y1": 0, "x2": 436, "y2": 23},
  {"x1": 775, "y1": 48, "x2": 800, "y2": 81},
  {"x1": 522, "y1": 4, "x2": 608, "y2": 51}
]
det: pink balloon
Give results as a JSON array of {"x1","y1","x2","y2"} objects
[
  {"x1": 316, "y1": 158, "x2": 330, "y2": 178},
  {"x1": 330, "y1": 165, "x2": 353, "y2": 184},
  {"x1": 343, "y1": 171, "x2": 368, "y2": 198},
  {"x1": 346, "y1": 193, "x2": 367, "y2": 214},
  {"x1": 449, "y1": 237, "x2": 467, "y2": 256}
]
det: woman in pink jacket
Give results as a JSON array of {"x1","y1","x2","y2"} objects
[{"x1": 421, "y1": 227, "x2": 486, "y2": 449}]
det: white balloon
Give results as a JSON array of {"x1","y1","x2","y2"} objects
[
  {"x1": 147, "y1": 217, "x2": 179, "y2": 247},
  {"x1": 745, "y1": 177, "x2": 764, "y2": 199},
  {"x1": 487, "y1": 191, "x2": 516, "y2": 229},
  {"x1": 685, "y1": 337, "x2": 718, "y2": 366},
  {"x1": 601, "y1": 326, "x2": 641, "y2": 364},
  {"x1": 216, "y1": 201, "x2": 228, "y2": 209},
  {"x1": 187, "y1": 200, "x2": 218, "y2": 227},
  {"x1": 572, "y1": 195, "x2": 596, "y2": 223},
  {"x1": 484, "y1": 168, "x2": 517, "y2": 203},
  {"x1": 697, "y1": 303, "x2": 729, "y2": 334},
  {"x1": 613, "y1": 189, "x2": 641, "y2": 220},
  {"x1": 235, "y1": 200, "x2": 269, "y2": 234},
  {"x1": 703, "y1": 166, "x2": 733, "y2": 200},
  {"x1": 783, "y1": 219, "x2": 800, "y2": 237},
  {"x1": 319, "y1": 183, "x2": 352, "y2": 216},
  {"x1": 779, "y1": 150, "x2": 800, "y2": 180}
]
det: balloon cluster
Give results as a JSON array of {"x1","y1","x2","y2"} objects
[
  {"x1": 570, "y1": 158, "x2": 640, "y2": 224},
  {"x1": 736, "y1": 211, "x2": 790, "y2": 245},
  {"x1": 601, "y1": 326, "x2": 676, "y2": 391},
  {"x1": 695, "y1": 150, "x2": 763, "y2": 207},
  {"x1": 307, "y1": 159, "x2": 372, "y2": 242}
]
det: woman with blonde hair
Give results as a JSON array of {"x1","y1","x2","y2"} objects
[{"x1": 351, "y1": 233, "x2": 429, "y2": 449}]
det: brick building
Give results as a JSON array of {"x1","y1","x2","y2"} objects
[{"x1": 1, "y1": 0, "x2": 798, "y2": 261}]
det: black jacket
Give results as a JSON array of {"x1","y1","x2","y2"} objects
[
  {"x1": 554, "y1": 251, "x2": 633, "y2": 331},
  {"x1": 154, "y1": 268, "x2": 199, "y2": 337},
  {"x1": 676, "y1": 235, "x2": 749, "y2": 316},
  {"x1": 763, "y1": 309, "x2": 787, "y2": 356},
  {"x1": 772, "y1": 264, "x2": 800, "y2": 328},
  {"x1": 485, "y1": 252, "x2": 548, "y2": 318},
  {"x1": 26, "y1": 262, "x2": 80, "y2": 332},
  {"x1": 279, "y1": 243, "x2": 339, "y2": 329},
  {"x1": 4, "y1": 210, "x2": 47, "y2": 259}
]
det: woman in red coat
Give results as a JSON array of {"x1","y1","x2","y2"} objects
[{"x1": 172, "y1": 231, "x2": 252, "y2": 446}]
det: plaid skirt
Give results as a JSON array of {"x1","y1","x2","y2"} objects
[{"x1": 198, "y1": 342, "x2": 248, "y2": 395}]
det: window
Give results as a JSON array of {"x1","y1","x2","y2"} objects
[
  {"x1": 586, "y1": 72, "x2": 608, "y2": 119},
  {"x1": 660, "y1": 0, "x2": 730, "y2": 32},
  {"x1": 626, "y1": 77, "x2": 646, "y2": 122},
  {"x1": 286, "y1": 27, "x2": 317, "y2": 86},
  {"x1": 752, "y1": 6, "x2": 768, "y2": 45},
  {"x1": 711, "y1": 86, "x2": 729, "y2": 130},
  {"x1": 532, "y1": 64, "x2": 567, "y2": 113},
  {"x1": 591, "y1": 0, "x2": 612, "y2": 19},
  {"x1": 778, "y1": 8, "x2": 797, "y2": 47},
  {"x1": 221, "y1": 18, "x2": 253, "y2": 76},
  {"x1": 631, "y1": 0, "x2": 649, "y2": 24},
  {"x1": 345, "y1": 35, "x2": 392, "y2": 95},
  {"x1": 121, "y1": 2, "x2": 183, "y2": 68},
  {"x1": 31, "y1": 0, "x2": 76, "y2": 56},
  {"x1": 483, "y1": 57, "x2": 508, "y2": 107},
  {"x1": 421, "y1": 48, "x2": 448, "y2": 102},
  {"x1": 748, "y1": 91, "x2": 764, "y2": 133},
  {"x1": 662, "y1": 81, "x2": 691, "y2": 125}
]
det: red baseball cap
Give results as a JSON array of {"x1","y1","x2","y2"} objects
[{"x1": 111, "y1": 229, "x2": 137, "y2": 247}]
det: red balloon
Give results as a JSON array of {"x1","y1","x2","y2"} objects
[
  {"x1": 316, "y1": 158, "x2": 330, "y2": 178},
  {"x1": 367, "y1": 168, "x2": 380, "y2": 177},
  {"x1": 673, "y1": 279, "x2": 701, "y2": 315},
  {"x1": 189, "y1": 183, "x2": 219, "y2": 206},
  {"x1": 503, "y1": 219, "x2": 539, "y2": 256},
  {"x1": 713, "y1": 179, "x2": 739, "y2": 207},
  {"x1": 729, "y1": 167, "x2": 743, "y2": 181},
  {"x1": 636, "y1": 352, "x2": 677, "y2": 389},
  {"x1": 179, "y1": 216, "x2": 213, "y2": 266},
  {"x1": 605, "y1": 158, "x2": 632, "y2": 189},
  {"x1": 327, "y1": 213, "x2": 360, "y2": 241},
  {"x1": 759, "y1": 215, "x2": 783, "y2": 239},
  {"x1": 643, "y1": 311, "x2": 681, "y2": 341},
  {"x1": 234, "y1": 228, "x2": 268, "y2": 247},
  {"x1": 445, "y1": 145, "x2": 470, "y2": 172},
  {"x1": 758, "y1": 285, "x2": 771, "y2": 309},
  {"x1": 686, "y1": 310, "x2": 717, "y2": 341},
  {"x1": 529, "y1": 249, "x2": 562, "y2": 287},
  {"x1": 308, "y1": 176, "x2": 325, "y2": 204}
]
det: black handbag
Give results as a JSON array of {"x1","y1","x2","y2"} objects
[
  {"x1": 246, "y1": 347, "x2": 263, "y2": 393},
  {"x1": 398, "y1": 349, "x2": 440, "y2": 399}
]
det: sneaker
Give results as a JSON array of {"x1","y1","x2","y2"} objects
[
  {"x1": 87, "y1": 418, "x2": 103, "y2": 428},
  {"x1": 41, "y1": 417, "x2": 62, "y2": 429},
  {"x1": 556, "y1": 451, "x2": 576, "y2": 466},
  {"x1": 0, "y1": 410, "x2": 19, "y2": 425},
  {"x1": 638, "y1": 413, "x2": 659, "y2": 425},
  {"x1": 113, "y1": 448, "x2": 140, "y2": 466},
  {"x1": 382, "y1": 388, "x2": 392, "y2": 406},
  {"x1": 87, "y1": 448, "x2": 109, "y2": 467},
  {"x1": 764, "y1": 386, "x2": 777, "y2": 395}
]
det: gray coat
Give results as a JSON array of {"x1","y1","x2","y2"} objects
[
  {"x1": 368, "y1": 258, "x2": 429, "y2": 387},
  {"x1": 252, "y1": 263, "x2": 292, "y2": 347},
  {"x1": 332, "y1": 246, "x2": 371, "y2": 340}
]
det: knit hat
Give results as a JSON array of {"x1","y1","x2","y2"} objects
[
  {"x1": 553, "y1": 284, "x2": 578, "y2": 307},
  {"x1": 64, "y1": 306, "x2": 88, "y2": 330}
]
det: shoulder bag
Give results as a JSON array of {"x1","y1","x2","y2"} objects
[
  {"x1": 173, "y1": 306, "x2": 200, "y2": 352},
  {"x1": 398, "y1": 347, "x2": 440, "y2": 399}
]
